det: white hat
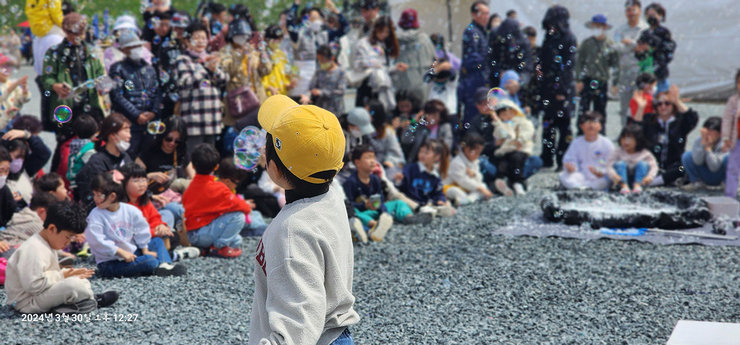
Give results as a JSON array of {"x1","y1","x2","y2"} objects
[
  {"x1": 117, "y1": 30, "x2": 145, "y2": 49},
  {"x1": 114, "y1": 15, "x2": 139, "y2": 34}
]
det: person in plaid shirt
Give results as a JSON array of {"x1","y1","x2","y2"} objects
[{"x1": 176, "y1": 21, "x2": 227, "y2": 156}]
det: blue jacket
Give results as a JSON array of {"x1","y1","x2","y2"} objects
[
  {"x1": 342, "y1": 171, "x2": 386, "y2": 213},
  {"x1": 458, "y1": 21, "x2": 489, "y2": 97},
  {"x1": 399, "y1": 162, "x2": 446, "y2": 205}
]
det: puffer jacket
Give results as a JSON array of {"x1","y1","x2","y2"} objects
[
  {"x1": 109, "y1": 57, "x2": 163, "y2": 132},
  {"x1": 25, "y1": 0, "x2": 63, "y2": 37},
  {"x1": 488, "y1": 18, "x2": 533, "y2": 85},
  {"x1": 493, "y1": 115, "x2": 535, "y2": 156},
  {"x1": 394, "y1": 28, "x2": 436, "y2": 101},
  {"x1": 539, "y1": 5, "x2": 577, "y2": 99},
  {"x1": 219, "y1": 44, "x2": 273, "y2": 126}
]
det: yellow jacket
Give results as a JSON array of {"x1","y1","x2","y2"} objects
[
  {"x1": 262, "y1": 48, "x2": 293, "y2": 96},
  {"x1": 25, "y1": 0, "x2": 64, "y2": 37}
]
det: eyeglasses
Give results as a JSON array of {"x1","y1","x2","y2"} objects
[
  {"x1": 164, "y1": 137, "x2": 182, "y2": 144},
  {"x1": 655, "y1": 101, "x2": 672, "y2": 107}
]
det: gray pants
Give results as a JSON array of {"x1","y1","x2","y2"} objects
[{"x1": 618, "y1": 83, "x2": 635, "y2": 127}]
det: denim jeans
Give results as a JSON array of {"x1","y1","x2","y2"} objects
[
  {"x1": 187, "y1": 212, "x2": 244, "y2": 249},
  {"x1": 97, "y1": 248, "x2": 159, "y2": 278},
  {"x1": 681, "y1": 151, "x2": 727, "y2": 186},
  {"x1": 329, "y1": 329, "x2": 354, "y2": 345},
  {"x1": 159, "y1": 202, "x2": 185, "y2": 229},
  {"x1": 613, "y1": 161, "x2": 649, "y2": 187},
  {"x1": 481, "y1": 155, "x2": 543, "y2": 182},
  {"x1": 240, "y1": 210, "x2": 268, "y2": 237}
]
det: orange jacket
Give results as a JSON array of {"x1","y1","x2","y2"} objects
[{"x1": 183, "y1": 174, "x2": 251, "y2": 231}]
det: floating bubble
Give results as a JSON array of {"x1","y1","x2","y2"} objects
[
  {"x1": 554, "y1": 55, "x2": 562, "y2": 63},
  {"x1": 45, "y1": 66, "x2": 53, "y2": 74},
  {"x1": 147, "y1": 120, "x2": 166, "y2": 135},
  {"x1": 95, "y1": 75, "x2": 116, "y2": 93},
  {"x1": 124, "y1": 80, "x2": 135, "y2": 91},
  {"x1": 169, "y1": 93, "x2": 179, "y2": 102},
  {"x1": 570, "y1": 46, "x2": 577, "y2": 53},
  {"x1": 233, "y1": 126, "x2": 267, "y2": 171},
  {"x1": 159, "y1": 71, "x2": 170, "y2": 84},
  {"x1": 590, "y1": 80, "x2": 599, "y2": 89},
  {"x1": 44, "y1": 91, "x2": 51, "y2": 97},
  {"x1": 83, "y1": 104, "x2": 91, "y2": 113},
  {"x1": 486, "y1": 87, "x2": 508, "y2": 110},
  {"x1": 543, "y1": 99, "x2": 550, "y2": 106},
  {"x1": 201, "y1": 80, "x2": 211, "y2": 88},
  {"x1": 153, "y1": 36, "x2": 161, "y2": 45},
  {"x1": 463, "y1": 122, "x2": 471, "y2": 129},
  {"x1": 53, "y1": 105, "x2": 72, "y2": 124}
]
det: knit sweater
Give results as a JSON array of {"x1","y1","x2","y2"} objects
[
  {"x1": 606, "y1": 147, "x2": 659, "y2": 182},
  {"x1": 249, "y1": 185, "x2": 359, "y2": 345},
  {"x1": 0, "y1": 208, "x2": 44, "y2": 246},
  {"x1": 690, "y1": 137, "x2": 727, "y2": 172},
  {"x1": 85, "y1": 203, "x2": 152, "y2": 264},
  {"x1": 183, "y1": 174, "x2": 251, "y2": 231}
]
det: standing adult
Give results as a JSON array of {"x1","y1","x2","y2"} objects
[
  {"x1": 394, "y1": 9, "x2": 436, "y2": 103},
  {"x1": 287, "y1": 4, "x2": 329, "y2": 97},
  {"x1": 487, "y1": 17, "x2": 532, "y2": 88},
  {"x1": 458, "y1": 0, "x2": 490, "y2": 125},
  {"x1": 635, "y1": 2, "x2": 676, "y2": 94},
  {"x1": 25, "y1": 0, "x2": 64, "y2": 76},
  {"x1": 538, "y1": 5, "x2": 577, "y2": 170},
  {"x1": 614, "y1": 0, "x2": 648, "y2": 126}
]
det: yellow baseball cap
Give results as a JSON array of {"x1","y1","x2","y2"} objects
[{"x1": 258, "y1": 95, "x2": 345, "y2": 184}]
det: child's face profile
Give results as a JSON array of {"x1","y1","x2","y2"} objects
[
  {"x1": 52, "y1": 178, "x2": 69, "y2": 201},
  {"x1": 93, "y1": 190, "x2": 116, "y2": 209},
  {"x1": 125, "y1": 177, "x2": 148, "y2": 200},
  {"x1": 45, "y1": 227, "x2": 76, "y2": 250},
  {"x1": 0, "y1": 160, "x2": 9, "y2": 177},
  {"x1": 354, "y1": 151, "x2": 377, "y2": 174},
  {"x1": 219, "y1": 177, "x2": 237, "y2": 191},
  {"x1": 463, "y1": 144, "x2": 483, "y2": 162}
]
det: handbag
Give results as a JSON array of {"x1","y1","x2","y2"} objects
[{"x1": 226, "y1": 85, "x2": 259, "y2": 119}]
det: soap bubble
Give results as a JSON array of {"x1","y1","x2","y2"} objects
[
  {"x1": 590, "y1": 80, "x2": 600, "y2": 89},
  {"x1": 486, "y1": 87, "x2": 508, "y2": 110},
  {"x1": 147, "y1": 120, "x2": 166, "y2": 135},
  {"x1": 463, "y1": 122, "x2": 471, "y2": 129},
  {"x1": 159, "y1": 71, "x2": 170, "y2": 84},
  {"x1": 233, "y1": 126, "x2": 267, "y2": 171},
  {"x1": 45, "y1": 66, "x2": 53, "y2": 74},
  {"x1": 554, "y1": 55, "x2": 562, "y2": 63},
  {"x1": 95, "y1": 75, "x2": 115, "y2": 93},
  {"x1": 44, "y1": 91, "x2": 51, "y2": 97},
  {"x1": 53, "y1": 105, "x2": 72, "y2": 124},
  {"x1": 569, "y1": 46, "x2": 577, "y2": 53},
  {"x1": 124, "y1": 80, "x2": 134, "y2": 91},
  {"x1": 201, "y1": 80, "x2": 211, "y2": 88}
]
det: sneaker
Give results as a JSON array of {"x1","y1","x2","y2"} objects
[
  {"x1": 75, "y1": 243, "x2": 90, "y2": 257},
  {"x1": 401, "y1": 212, "x2": 433, "y2": 225},
  {"x1": 95, "y1": 291, "x2": 119, "y2": 308},
  {"x1": 512, "y1": 183, "x2": 526, "y2": 196},
  {"x1": 154, "y1": 262, "x2": 188, "y2": 276},
  {"x1": 173, "y1": 246, "x2": 201, "y2": 261},
  {"x1": 209, "y1": 246, "x2": 242, "y2": 259},
  {"x1": 369, "y1": 213, "x2": 393, "y2": 242},
  {"x1": 418, "y1": 205, "x2": 438, "y2": 217},
  {"x1": 58, "y1": 255, "x2": 76, "y2": 267},
  {"x1": 52, "y1": 298, "x2": 97, "y2": 314},
  {"x1": 350, "y1": 217, "x2": 368, "y2": 243},
  {"x1": 681, "y1": 181, "x2": 705, "y2": 191},
  {"x1": 436, "y1": 205, "x2": 456, "y2": 217},
  {"x1": 494, "y1": 179, "x2": 513, "y2": 197},
  {"x1": 632, "y1": 184, "x2": 643, "y2": 193},
  {"x1": 620, "y1": 185, "x2": 631, "y2": 195}
]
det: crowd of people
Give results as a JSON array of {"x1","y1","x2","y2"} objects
[{"x1": 0, "y1": 0, "x2": 738, "y2": 343}]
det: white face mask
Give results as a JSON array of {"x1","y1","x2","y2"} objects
[
  {"x1": 350, "y1": 128, "x2": 362, "y2": 138},
  {"x1": 129, "y1": 47, "x2": 145, "y2": 60},
  {"x1": 233, "y1": 35, "x2": 248, "y2": 46},
  {"x1": 115, "y1": 136, "x2": 131, "y2": 152},
  {"x1": 310, "y1": 20, "x2": 323, "y2": 32},
  {"x1": 0, "y1": 175, "x2": 6, "y2": 189}
]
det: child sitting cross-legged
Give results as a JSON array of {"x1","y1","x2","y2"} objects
[
  {"x1": 607, "y1": 123, "x2": 659, "y2": 194},
  {"x1": 443, "y1": 132, "x2": 494, "y2": 205},
  {"x1": 182, "y1": 143, "x2": 251, "y2": 258},
  {"x1": 86, "y1": 173, "x2": 187, "y2": 278},
  {"x1": 398, "y1": 138, "x2": 456, "y2": 217},
  {"x1": 343, "y1": 144, "x2": 431, "y2": 243},
  {"x1": 4, "y1": 200, "x2": 119, "y2": 314},
  {"x1": 559, "y1": 111, "x2": 615, "y2": 190}
]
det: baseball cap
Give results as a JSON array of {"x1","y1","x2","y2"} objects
[
  {"x1": 347, "y1": 108, "x2": 374, "y2": 136},
  {"x1": 258, "y1": 95, "x2": 345, "y2": 184}
]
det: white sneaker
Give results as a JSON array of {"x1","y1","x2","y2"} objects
[
  {"x1": 369, "y1": 213, "x2": 393, "y2": 242},
  {"x1": 512, "y1": 183, "x2": 526, "y2": 196},
  {"x1": 419, "y1": 205, "x2": 438, "y2": 218},
  {"x1": 494, "y1": 179, "x2": 514, "y2": 197},
  {"x1": 350, "y1": 217, "x2": 368, "y2": 243},
  {"x1": 173, "y1": 246, "x2": 201, "y2": 260}
]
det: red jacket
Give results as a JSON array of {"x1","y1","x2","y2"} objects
[
  {"x1": 130, "y1": 201, "x2": 166, "y2": 237},
  {"x1": 183, "y1": 174, "x2": 252, "y2": 231}
]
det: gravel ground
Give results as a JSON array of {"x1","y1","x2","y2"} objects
[{"x1": 2, "y1": 67, "x2": 737, "y2": 343}]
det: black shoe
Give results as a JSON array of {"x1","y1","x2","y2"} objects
[
  {"x1": 58, "y1": 255, "x2": 75, "y2": 267},
  {"x1": 401, "y1": 212, "x2": 433, "y2": 225},
  {"x1": 153, "y1": 263, "x2": 188, "y2": 277},
  {"x1": 52, "y1": 298, "x2": 97, "y2": 314},
  {"x1": 95, "y1": 290, "x2": 119, "y2": 308}
]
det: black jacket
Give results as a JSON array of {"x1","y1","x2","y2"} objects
[
  {"x1": 636, "y1": 25, "x2": 676, "y2": 80},
  {"x1": 539, "y1": 6, "x2": 576, "y2": 98},
  {"x1": 109, "y1": 58, "x2": 163, "y2": 131},
  {"x1": 488, "y1": 18, "x2": 533, "y2": 85},
  {"x1": 633, "y1": 109, "x2": 698, "y2": 169},
  {"x1": 75, "y1": 148, "x2": 132, "y2": 208},
  {"x1": 0, "y1": 185, "x2": 17, "y2": 227}
]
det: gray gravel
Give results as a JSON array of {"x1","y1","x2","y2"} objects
[{"x1": 1, "y1": 170, "x2": 738, "y2": 344}]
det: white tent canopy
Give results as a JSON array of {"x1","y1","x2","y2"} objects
[{"x1": 389, "y1": 0, "x2": 740, "y2": 100}]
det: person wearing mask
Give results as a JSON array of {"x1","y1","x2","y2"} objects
[
  {"x1": 393, "y1": 9, "x2": 436, "y2": 103},
  {"x1": 108, "y1": 31, "x2": 163, "y2": 157},
  {"x1": 635, "y1": 2, "x2": 676, "y2": 94},
  {"x1": 288, "y1": 5, "x2": 329, "y2": 97},
  {"x1": 141, "y1": 0, "x2": 175, "y2": 43},
  {"x1": 614, "y1": 0, "x2": 649, "y2": 126},
  {"x1": 154, "y1": 11, "x2": 190, "y2": 119},
  {"x1": 458, "y1": 0, "x2": 490, "y2": 126},
  {"x1": 538, "y1": 5, "x2": 577, "y2": 171}
]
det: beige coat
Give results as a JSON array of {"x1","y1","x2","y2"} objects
[
  {"x1": 493, "y1": 116, "x2": 535, "y2": 156},
  {"x1": 219, "y1": 44, "x2": 273, "y2": 126},
  {"x1": 721, "y1": 93, "x2": 740, "y2": 149}
]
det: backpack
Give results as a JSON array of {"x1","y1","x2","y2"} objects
[{"x1": 66, "y1": 141, "x2": 96, "y2": 188}]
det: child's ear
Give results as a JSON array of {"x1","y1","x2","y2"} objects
[
  {"x1": 213, "y1": 164, "x2": 220, "y2": 174},
  {"x1": 45, "y1": 224, "x2": 58, "y2": 234}
]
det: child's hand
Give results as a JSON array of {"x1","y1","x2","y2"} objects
[
  {"x1": 588, "y1": 166, "x2": 604, "y2": 178},
  {"x1": 632, "y1": 90, "x2": 647, "y2": 108},
  {"x1": 141, "y1": 248, "x2": 158, "y2": 259},
  {"x1": 148, "y1": 172, "x2": 168, "y2": 184},
  {"x1": 299, "y1": 94, "x2": 311, "y2": 104},
  {"x1": 120, "y1": 250, "x2": 137, "y2": 263},
  {"x1": 466, "y1": 168, "x2": 476, "y2": 177},
  {"x1": 478, "y1": 187, "x2": 493, "y2": 199},
  {"x1": 310, "y1": 88, "x2": 321, "y2": 96},
  {"x1": 723, "y1": 139, "x2": 732, "y2": 153},
  {"x1": 365, "y1": 198, "x2": 377, "y2": 211},
  {"x1": 155, "y1": 224, "x2": 174, "y2": 237},
  {"x1": 64, "y1": 268, "x2": 94, "y2": 279},
  {"x1": 642, "y1": 176, "x2": 653, "y2": 186},
  {"x1": 0, "y1": 240, "x2": 10, "y2": 253},
  {"x1": 246, "y1": 199, "x2": 257, "y2": 209},
  {"x1": 367, "y1": 220, "x2": 377, "y2": 228},
  {"x1": 12, "y1": 191, "x2": 22, "y2": 201},
  {"x1": 564, "y1": 162, "x2": 576, "y2": 173}
]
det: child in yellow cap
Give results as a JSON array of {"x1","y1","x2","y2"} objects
[{"x1": 249, "y1": 95, "x2": 359, "y2": 345}]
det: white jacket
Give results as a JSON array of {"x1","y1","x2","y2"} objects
[
  {"x1": 443, "y1": 154, "x2": 485, "y2": 192},
  {"x1": 493, "y1": 116, "x2": 535, "y2": 156}
]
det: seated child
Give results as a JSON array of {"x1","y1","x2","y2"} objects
[
  {"x1": 34, "y1": 172, "x2": 70, "y2": 201},
  {"x1": 182, "y1": 143, "x2": 251, "y2": 258},
  {"x1": 682, "y1": 117, "x2": 728, "y2": 190},
  {"x1": 86, "y1": 173, "x2": 186, "y2": 278},
  {"x1": 0, "y1": 146, "x2": 17, "y2": 228},
  {"x1": 216, "y1": 157, "x2": 268, "y2": 237},
  {"x1": 0, "y1": 193, "x2": 57, "y2": 259},
  {"x1": 629, "y1": 73, "x2": 657, "y2": 122},
  {"x1": 120, "y1": 163, "x2": 199, "y2": 261},
  {"x1": 4, "y1": 200, "x2": 119, "y2": 314},
  {"x1": 606, "y1": 124, "x2": 659, "y2": 194},
  {"x1": 491, "y1": 99, "x2": 535, "y2": 196},
  {"x1": 559, "y1": 111, "x2": 615, "y2": 190},
  {"x1": 443, "y1": 132, "x2": 494, "y2": 205},
  {"x1": 66, "y1": 114, "x2": 99, "y2": 193},
  {"x1": 343, "y1": 144, "x2": 430, "y2": 243},
  {"x1": 398, "y1": 138, "x2": 456, "y2": 217}
]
